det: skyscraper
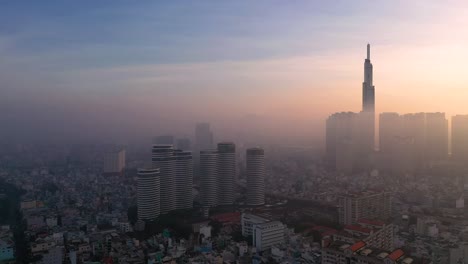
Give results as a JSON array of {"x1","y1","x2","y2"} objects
[
  {"x1": 174, "y1": 150, "x2": 193, "y2": 210},
  {"x1": 357, "y1": 44, "x2": 376, "y2": 163},
  {"x1": 217, "y1": 142, "x2": 236, "y2": 205},
  {"x1": 151, "y1": 145, "x2": 176, "y2": 214},
  {"x1": 362, "y1": 43, "x2": 375, "y2": 113},
  {"x1": 452, "y1": 115, "x2": 468, "y2": 163},
  {"x1": 195, "y1": 123, "x2": 214, "y2": 151},
  {"x1": 137, "y1": 168, "x2": 160, "y2": 221},
  {"x1": 200, "y1": 150, "x2": 219, "y2": 207},
  {"x1": 246, "y1": 147, "x2": 265, "y2": 206}
]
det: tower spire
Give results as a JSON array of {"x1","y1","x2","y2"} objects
[{"x1": 367, "y1": 43, "x2": 370, "y2": 60}]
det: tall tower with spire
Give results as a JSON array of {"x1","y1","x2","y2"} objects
[
  {"x1": 362, "y1": 44, "x2": 375, "y2": 112},
  {"x1": 356, "y1": 44, "x2": 376, "y2": 165}
]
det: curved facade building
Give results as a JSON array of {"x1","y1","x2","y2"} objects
[
  {"x1": 137, "y1": 168, "x2": 160, "y2": 221},
  {"x1": 174, "y1": 150, "x2": 193, "y2": 210},
  {"x1": 200, "y1": 150, "x2": 219, "y2": 207},
  {"x1": 246, "y1": 148, "x2": 265, "y2": 206},
  {"x1": 152, "y1": 145, "x2": 176, "y2": 214},
  {"x1": 217, "y1": 142, "x2": 236, "y2": 205}
]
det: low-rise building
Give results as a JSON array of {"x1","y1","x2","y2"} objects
[{"x1": 253, "y1": 221, "x2": 285, "y2": 252}]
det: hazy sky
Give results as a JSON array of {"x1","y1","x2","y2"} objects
[{"x1": 1, "y1": 1, "x2": 468, "y2": 144}]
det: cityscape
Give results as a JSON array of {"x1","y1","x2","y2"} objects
[{"x1": 1, "y1": 1, "x2": 468, "y2": 264}]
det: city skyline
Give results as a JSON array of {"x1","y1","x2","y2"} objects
[{"x1": 1, "y1": 1, "x2": 468, "y2": 144}]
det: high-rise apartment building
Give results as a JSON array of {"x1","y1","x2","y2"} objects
[
  {"x1": 326, "y1": 112, "x2": 357, "y2": 172},
  {"x1": 338, "y1": 191, "x2": 392, "y2": 226},
  {"x1": 246, "y1": 147, "x2": 266, "y2": 206},
  {"x1": 452, "y1": 115, "x2": 468, "y2": 163},
  {"x1": 195, "y1": 123, "x2": 214, "y2": 151},
  {"x1": 378, "y1": 112, "x2": 448, "y2": 171},
  {"x1": 425, "y1": 112, "x2": 448, "y2": 164},
  {"x1": 151, "y1": 145, "x2": 176, "y2": 214},
  {"x1": 103, "y1": 148, "x2": 125, "y2": 176},
  {"x1": 174, "y1": 150, "x2": 193, "y2": 210},
  {"x1": 217, "y1": 142, "x2": 236, "y2": 205},
  {"x1": 137, "y1": 168, "x2": 160, "y2": 221},
  {"x1": 200, "y1": 150, "x2": 219, "y2": 207}
]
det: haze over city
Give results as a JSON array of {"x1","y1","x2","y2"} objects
[
  {"x1": 2, "y1": 1, "x2": 468, "y2": 144},
  {"x1": 3, "y1": 2, "x2": 468, "y2": 264}
]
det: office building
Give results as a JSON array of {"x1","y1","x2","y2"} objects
[
  {"x1": 137, "y1": 168, "x2": 160, "y2": 221},
  {"x1": 195, "y1": 123, "x2": 214, "y2": 151},
  {"x1": 103, "y1": 148, "x2": 125, "y2": 176},
  {"x1": 152, "y1": 145, "x2": 176, "y2": 214},
  {"x1": 338, "y1": 191, "x2": 392, "y2": 226},
  {"x1": 200, "y1": 150, "x2": 219, "y2": 207},
  {"x1": 217, "y1": 142, "x2": 236, "y2": 205},
  {"x1": 452, "y1": 115, "x2": 468, "y2": 163},
  {"x1": 253, "y1": 221, "x2": 285, "y2": 252},
  {"x1": 241, "y1": 213, "x2": 269, "y2": 237},
  {"x1": 246, "y1": 147, "x2": 266, "y2": 206},
  {"x1": 174, "y1": 150, "x2": 193, "y2": 210}
]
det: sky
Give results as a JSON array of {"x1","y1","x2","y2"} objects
[{"x1": 1, "y1": 1, "x2": 468, "y2": 144}]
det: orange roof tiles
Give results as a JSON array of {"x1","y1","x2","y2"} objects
[
  {"x1": 349, "y1": 241, "x2": 366, "y2": 252},
  {"x1": 388, "y1": 249, "x2": 404, "y2": 261}
]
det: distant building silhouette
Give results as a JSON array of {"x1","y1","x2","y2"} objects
[
  {"x1": 452, "y1": 115, "x2": 468, "y2": 163},
  {"x1": 325, "y1": 45, "x2": 376, "y2": 172},
  {"x1": 103, "y1": 148, "x2": 125, "y2": 176},
  {"x1": 378, "y1": 112, "x2": 448, "y2": 172},
  {"x1": 195, "y1": 123, "x2": 214, "y2": 151},
  {"x1": 362, "y1": 44, "x2": 375, "y2": 113},
  {"x1": 358, "y1": 44, "x2": 376, "y2": 165},
  {"x1": 326, "y1": 112, "x2": 358, "y2": 173},
  {"x1": 137, "y1": 168, "x2": 160, "y2": 220}
]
